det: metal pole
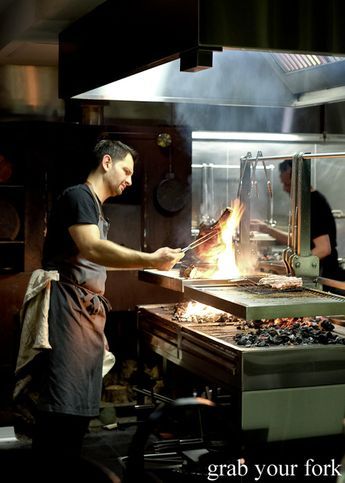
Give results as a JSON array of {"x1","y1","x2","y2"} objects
[{"x1": 240, "y1": 152, "x2": 345, "y2": 162}]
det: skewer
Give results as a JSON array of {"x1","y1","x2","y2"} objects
[{"x1": 181, "y1": 230, "x2": 219, "y2": 253}]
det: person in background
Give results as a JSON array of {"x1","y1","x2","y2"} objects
[
  {"x1": 253, "y1": 159, "x2": 345, "y2": 282},
  {"x1": 15, "y1": 138, "x2": 184, "y2": 481}
]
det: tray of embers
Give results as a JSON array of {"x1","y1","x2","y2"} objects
[
  {"x1": 170, "y1": 302, "x2": 345, "y2": 348},
  {"x1": 183, "y1": 274, "x2": 345, "y2": 321}
]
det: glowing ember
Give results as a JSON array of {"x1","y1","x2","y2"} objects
[
  {"x1": 182, "y1": 301, "x2": 225, "y2": 319},
  {"x1": 173, "y1": 301, "x2": 238, "y2": 323},
  {"x1": 171, "y1": 303, "x2": 345, "y2": 346}
]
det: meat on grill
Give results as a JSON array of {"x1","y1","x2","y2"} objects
[
  {"x1": 194, "y1": 207, "x2": 233, "y2": 260},
  {"x1": 257, "y1": 275, "x2": 303, "y2": 290}
]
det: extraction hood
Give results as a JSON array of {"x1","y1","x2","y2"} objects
[{"x1": 59, "y1": 0, "x2": 345, "y2": 108}]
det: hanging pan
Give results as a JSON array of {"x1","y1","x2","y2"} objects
[{"x1": 154, "y1": 133, "x2": 187, "y2": 215}]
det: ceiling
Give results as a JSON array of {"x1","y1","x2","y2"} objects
[
  {"x1": 0, "y1": 0, "x2": 105, "y2": 66},
  {"x1": 2, "y1": 0, "x2": 345, "y2": 110},
  {"x1": 57, "y1": 0, "x2": 345, "y2": 108}
]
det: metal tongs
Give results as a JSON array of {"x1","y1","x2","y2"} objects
[
  {"x1": 251, "y1": 151, "x2": 272, "y2": 199},
  {"x1": 237, "y1": 151, "x2": 272, "y2": 199},
  {"x1": 237, "y1": 151, "x2": 251, "y2": 198},
  {"x1": 261, "y1": 154, "x2": 273, "y2": 198},
  {"x1": 250, "y1": 150, "x2": 260, "y2": 198},
  {"x1": 181, "y1": 230, "x2": 219, "y2": 253}
]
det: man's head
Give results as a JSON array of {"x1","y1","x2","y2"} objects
[
  {"x1": 92, "y1": 139, "x2": 138, "y2": 197},
  {"x1": 279, "y1": 159, "x2": 292, "y2": 194}
]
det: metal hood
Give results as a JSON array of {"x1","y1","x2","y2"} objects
[{"x1": 59, "y1": 0, "x2": 345, "y2": 108}]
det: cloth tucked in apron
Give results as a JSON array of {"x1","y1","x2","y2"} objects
[{"x1": 38, "y1": 187, "x2": 111, "y2": 417}]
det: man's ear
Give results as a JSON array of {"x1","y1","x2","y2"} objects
[{"x1": 102, "y1": 154, "x2": 112, "y2": 171}]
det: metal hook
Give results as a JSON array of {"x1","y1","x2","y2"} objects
[
  {"x1": 250, "y1": 150, "x2": 261, "y2": 198},
  {"x1": 260, "y1": 152, "x2": 272, "y2": 198},
  {"x1": 237, "y1": 152, "x2": 252, "y2": 199}
]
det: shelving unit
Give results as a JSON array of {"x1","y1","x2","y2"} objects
[{"x1": 0, "y1": 180, "x2": 25, "y2": 274}]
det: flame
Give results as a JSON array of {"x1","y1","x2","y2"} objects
[
  {"x1": 189, "y1": 198, "x2": 256, "y2": 281},
  {"x1": 212, "y1": 199, "x2": 245, "y2": 279},
  {"x1": 182, "y1": 200, "x2": 249, "y2": 317},
  {"x1": 182, "y1": 301, "x2": 226, "y2": 320}
]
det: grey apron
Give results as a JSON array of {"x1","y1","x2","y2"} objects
[{"x1": 38, "y1": 185, "x2": 111, "y2": 417}]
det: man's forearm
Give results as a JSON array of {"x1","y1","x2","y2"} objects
[
  {"x1": 265, "y1": 226, "x2": 288, "y2": 245},
  {"x1": 83, "y1": 239, "x2": 154, "y2": 269}
]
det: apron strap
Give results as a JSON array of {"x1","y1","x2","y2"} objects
[{"x1": 85, "y1": 181, "x2": 105, "y2": 219}]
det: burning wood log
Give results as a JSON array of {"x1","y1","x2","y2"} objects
[
  {"x1": 180, "y1": 207, "x2": 235, "y2": 278},
  {"x1": 172, "y1": 301, "x2": 241, "y2": 324},
  {"x1": 194, "y1": 207, "x2": 233, "y2": 260}
]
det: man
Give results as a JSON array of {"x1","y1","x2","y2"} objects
[
  {"x1": 253, "y1": 159, "x2": 344, "y2": 281},
  {"x1": 17, "y1": 138, "x2": 184, "y2": 481}
]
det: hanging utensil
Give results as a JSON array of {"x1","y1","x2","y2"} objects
[
  {"x1": 250, "y1": 151, "x2": 260, "y2": 198},
  {"x1": 154, "y1": 134, "x2": 187, "y2": 215},
  {"x1": 237, "y1": 152, "x2": 251, "y2": 198},
  {"x1": 200, "y1": 163, "x2": 216, "y2": 225},
  {"x1": 261, "y1": 157, "x2": 272, "y2": 198}
]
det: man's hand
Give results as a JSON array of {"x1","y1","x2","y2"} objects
[
  {"x1": 150, "y1": 247, "x2": 185, "y2": 271},
  {"x1": 250, "y1": 219, "x2": 269, "y2": 233},
  {"x1": 250, "y1": 219, "x2": 288, "y2": 245}
]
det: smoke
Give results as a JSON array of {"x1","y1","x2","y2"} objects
[{"x1": 171, "y1": 50, "x2": 295, "y2": 133}]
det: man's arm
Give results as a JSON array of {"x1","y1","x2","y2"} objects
[
  {"x1": 69, "y1": 224, "x2": 184, "y2": 270},
  {"x1": 252, "y1": 220, "x2": 332, "y2": 260},
  {"x1": 251, "y1": 220, "x2": 288, "y2": 245},
  {"x1": 312, "y1": 234, "x2": 331, "y2": 259}
]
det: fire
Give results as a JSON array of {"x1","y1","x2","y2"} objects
[
  {"x1": 186, "y1": 198, "x2": 256, "y2": 281},
  {"x1": 180, "y1": 300, "x2": 227, "y2": 321},
  {"x1": 212, "y1": 199, "x2": 245, "y2": 279}
]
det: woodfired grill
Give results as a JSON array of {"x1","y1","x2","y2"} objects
[
  {"x1": 137, "y1": 269, "x2": 345, "y2": 441},
  {"x1": 139, "y1": 269, "x2": 345, "y2": 319}
]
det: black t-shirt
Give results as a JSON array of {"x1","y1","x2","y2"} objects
[
  {"x1": 42, "y1": 184, "x2": 99, "y2": 269},
  {"x1": 310, "y1": 190, "x2": 342, "y2": 279}
]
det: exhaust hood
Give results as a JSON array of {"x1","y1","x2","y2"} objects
[{"x1": 59, "y1": 0, "x2": 345, "y2": 108}]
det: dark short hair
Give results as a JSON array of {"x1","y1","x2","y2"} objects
[
  {"x1": 91, "y1": 138, "x2": 138, "y2": 170},
  {"x1": 279, "y1": 159, "x2": 292, "y2": 173}
]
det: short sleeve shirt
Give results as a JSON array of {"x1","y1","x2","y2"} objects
[{"x1": 42, "y1": 184, "x2": 99, "y2": 269}]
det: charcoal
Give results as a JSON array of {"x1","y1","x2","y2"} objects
[
  {"x1": 257, "y1": 341, "x2": 269, "y2": 347},
  {"x1": 320, "y1": 319, "x2": 335, "y2": 331},
  {"x1": 272, "y1": 336, "x2": 284, "y2": 344},
  {"x1": 232, "y1": 317, "x2": 345, "y2": 347},
  {"x1": 317, "y1": 333, "x2": 329, "y2": 344},
  {"x1": 171, "y1": 303, "x2": 345, "y2": 348}
]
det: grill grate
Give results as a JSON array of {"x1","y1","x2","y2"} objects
[{"x1": 240, "y1": 286, "x2": 307, "y2": 297}]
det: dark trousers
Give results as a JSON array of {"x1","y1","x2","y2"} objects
[{"x1": 32, "y1": 410, "x2": 91, "y2": 482}]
